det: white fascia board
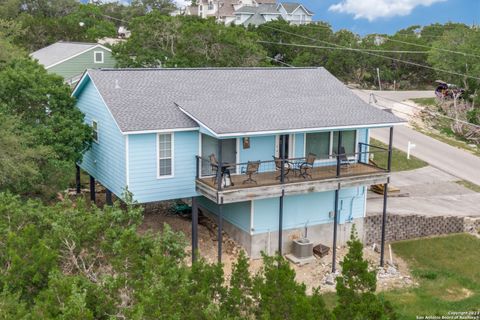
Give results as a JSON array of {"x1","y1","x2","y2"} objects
[
  {"x1": 71, "y1": 71, "x2": 91, "y2": 97},
  {"x1": 72, "y1": 71, "x2": 125, "y2": 136},
  {"x1": 214, "y1": 122, "x2": 405, "y2": 138},
  {"x1": 123, "y1": 127, "x2": 200, "y2": 135},
  {"x1": 294, "y1": 5, "x2": 314, "y2": 16},
  {"x1": 44, "y1": 44, "x2": 112, "y2": 69},
  {"x1": 177, "y1": 103, "x2": 405, "y2": 138}
]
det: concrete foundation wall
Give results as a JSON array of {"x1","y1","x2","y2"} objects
[
  {"x1": 201, "y1": 203, "x2": 364, "y2": 259},
  {"x1": 250, "y1": 218, "x2": 364, "y2": 259}
]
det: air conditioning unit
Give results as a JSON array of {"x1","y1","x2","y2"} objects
[{"x1": 292, "y1": 238, "x2": 313, "y2": 259}]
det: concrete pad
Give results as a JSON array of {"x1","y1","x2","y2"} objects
[
  {"x1": 367, "y1": 166, "x2": 480, "y2": 217},
  {"x1": 389, "y1": 166, "x2": 460, "y2": 187},
  {"x1": 368, "y1": 193, "x2": 480, "y2": 217},
  {"x1": 285, "y1": 254, "x2": 316, "y2": 266}
]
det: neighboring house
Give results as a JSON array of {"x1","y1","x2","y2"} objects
[
  {"x1": 235, "y1": 2, "x2": 313, "y2": 26},
  {"x1": 184, "y1": 0, "x2": 313, "y2": 26},
  {"x1": 72, "y1": 68, "x2": 403, "y2": 265},
  {"x1": 30, "y1": 41, "x2": 116, "y2": 85}
]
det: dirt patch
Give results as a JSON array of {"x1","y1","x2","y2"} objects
[
  {"x1": 139, "y1": 202, "x2": 416, "y2": 294},
  {"x1": 442, "y1": 287, "x2": 474, "y2": 301}
]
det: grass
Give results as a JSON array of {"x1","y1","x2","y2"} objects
[
  {"x1": 383, "y1": 234, "x2": 480, "y2": 319},
  {"x1": 411, "y1": 97, "x2": 437, "y2": 106},
  {"x1": 370, "y1": 138, "x2": 428, "y2": 172},
  {"x1": 413, "y1": 125, "x2": 480, "y2": 157},
  {"x1": 456, "y1": 180, "x2": 480, "y2": 193}
]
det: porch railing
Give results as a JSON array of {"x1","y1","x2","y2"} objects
[{"x1": 195, "y1": 142, "x2": 392, "y2": 191}]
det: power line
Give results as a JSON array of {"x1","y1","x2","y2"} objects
[
  {"x1": 269, "y1": 52, "x2": 480, "y2": 130},
  {"x1": 259, "y1": 40, "x2": 430, "y2": 54},
  {"x1": 266, "y1": 56, "x2": 295, "y2": 67},
  {"x1": 357, "y1": 89, "x2": 480, "y2": 129},
  {"x1": 383, "y1": 37, "x2": 480, "y2": 59},
  {"x1": 258, "y1": 26, "x2": 480, "y2": 81}
]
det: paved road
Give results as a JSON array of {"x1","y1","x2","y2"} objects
[{"x1": 353, "y1": 90, "x2": 480, "y2": 186}]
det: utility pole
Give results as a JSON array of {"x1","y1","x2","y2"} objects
[{"x1": 376, "y1": 67, "x2": 382, "y2": 91}]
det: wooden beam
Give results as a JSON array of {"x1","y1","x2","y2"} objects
[
  {"x1": 192, "y1": 197, "x2": 198, "y2": 263},
  {"x1": 197, "y1": 173, "x2": 389, "y2": 204}
]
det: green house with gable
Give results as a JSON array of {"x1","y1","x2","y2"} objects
[{"x1": 30, "y1": 41, "x2": 116, "y2": 85}]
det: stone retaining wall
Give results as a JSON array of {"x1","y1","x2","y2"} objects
[{"x1": 364, "y1": 214, "x2": 480, "y2": 245}]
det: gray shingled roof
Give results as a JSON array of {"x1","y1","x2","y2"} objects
[
  {"x1": 243, "y1": 12, "x2": 268, "y2": 26},
  {"x1": 236, "y1": 3, "x2": 279, "y2": 14},
  {"x1": 31, "y1": 41, "x2": 105, "y2": 68},
  {"x1": 82, "y1": 68, "x2": 404, "y2": 135},
  {"x1": 281, "y1": 2, "x2": 314, "y2": 14}
]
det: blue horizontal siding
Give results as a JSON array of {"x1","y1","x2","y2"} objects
[
  {"x1": 76, "y1": 79, "x2": 126, "y2": 198},
  {"x1": 128, "y1": 131, "x2": 199, "y2": 203},
  {"x1": 252, "y1": 187, "x2": 366, "y2": 234},
  {"x1": 197, "y1": 197, "x2": 251, "y2": 233}
]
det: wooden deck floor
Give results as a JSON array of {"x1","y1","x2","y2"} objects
[{"x1": 198, "y1": 163, "x2": 385, "y2": 191}]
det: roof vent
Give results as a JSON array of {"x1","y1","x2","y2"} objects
[{"x1": 115, "y1": 79, "x2": 121, "y2": 89}]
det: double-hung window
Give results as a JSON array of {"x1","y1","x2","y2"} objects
[
  {"x1": 158, "y1": 133, "x2": 173, "y2": 178},
  {"x1": 92, "y1": 120, "x2": 99, "y2": 143}
]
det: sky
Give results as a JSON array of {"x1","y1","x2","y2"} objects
[
  {"x1": 308, "y1": 0, "x2": 480, "y2": 35},
  {"x1": 92, "y1": 0, "x2": 480, "y2": 35}
]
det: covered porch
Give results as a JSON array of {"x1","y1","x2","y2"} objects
[{"x1": 191, "y1": 127, "x2": 395, "y2": 273}]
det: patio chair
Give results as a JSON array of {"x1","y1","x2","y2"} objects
[
  {"x1": 242, "y1": 161, "x2": 260, "y2": 184},
  {"x1": 273, "y1": 156, "x2": 291, "y2": 181},
  {"x1": 210, "y1": 153, "x2": 235, "y2": 187},
  {"x1": 299, "y1": 153, "x2": 316, "y2": 179},
  {"x1": 338, "y1": 146, "x2": 355, "y2": 168},
  {"x1": 209, "y1": 154, "x2": 219, "y2": 184}
]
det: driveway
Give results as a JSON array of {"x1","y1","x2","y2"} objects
[
  {"x1": 352, "y1": 90, "x2": 480, "y2": 186},
  {"x1": 367, "y1": 166, "x2": 480, "y2": 217}
]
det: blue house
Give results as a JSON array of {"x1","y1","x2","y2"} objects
[{"x1": 72, "y1": 68, "x2": 403, "y2": 268}]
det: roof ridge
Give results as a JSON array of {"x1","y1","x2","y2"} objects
[
  {"x1": 90, "y1": 67, "x2": 325, "y2": 72},
  {"x1": 56, "y1": 41, "x2": 100, "y2": 46}
]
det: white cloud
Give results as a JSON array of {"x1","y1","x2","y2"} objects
[
  {"x1": 328, "y1": 0, "x2": 446, "y2": 21},
  {"x1": 175, "y1": 0, "x2": 190, "y2": 7}
]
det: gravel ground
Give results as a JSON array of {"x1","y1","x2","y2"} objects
[{"x1": 139, "y1": 202, "x2": 416, "y2": 294}]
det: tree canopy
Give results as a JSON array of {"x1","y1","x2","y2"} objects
[
  {"x1": 113, "y1": 14, "x2": 268, "y2": 68},
  {"x1": 0, "y1": 58, "x2": 92, "y2": 198}
]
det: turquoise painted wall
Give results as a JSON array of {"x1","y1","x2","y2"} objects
[
  {"x1": 238, "y1": 135, "x2": 275, "y2": 173},
  {"x1": 197, "y1": 196, "x2": 251, "y2": 233},
  {"x1": 294, "y1": 133, "x2": 304, "y2": 157},
  {"x1": 75, "y1": 79, "x2": 126, "y2": 198},
  {"x1": 252, "y1": 187, "x2": 366, "y2": 234},
  {"x1": 48, "y1": 47, "x2": 115, "y2": 82},
  {"x1": 128, "y1": 131, "x2": 199, "y2": 203}
]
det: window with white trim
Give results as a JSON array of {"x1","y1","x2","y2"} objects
[
  {"x1": 94, "y1": 51, "x2": 104, "y2": 63},
  {"x1": 158, "y1": 133, "x2": 173, "y2": 177},
  {"x1": 92, "y1": 120, "x2": 99, "y2": 143},
  {"x1": 305, "y1": 130, "x2": 357, "y2": 159},
  {"x1": 333, "y1": 130, "x2": 356, "y2": 156},
  {"x1": 305, "y1": 131, "x2": 330, "y2": 159}
]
